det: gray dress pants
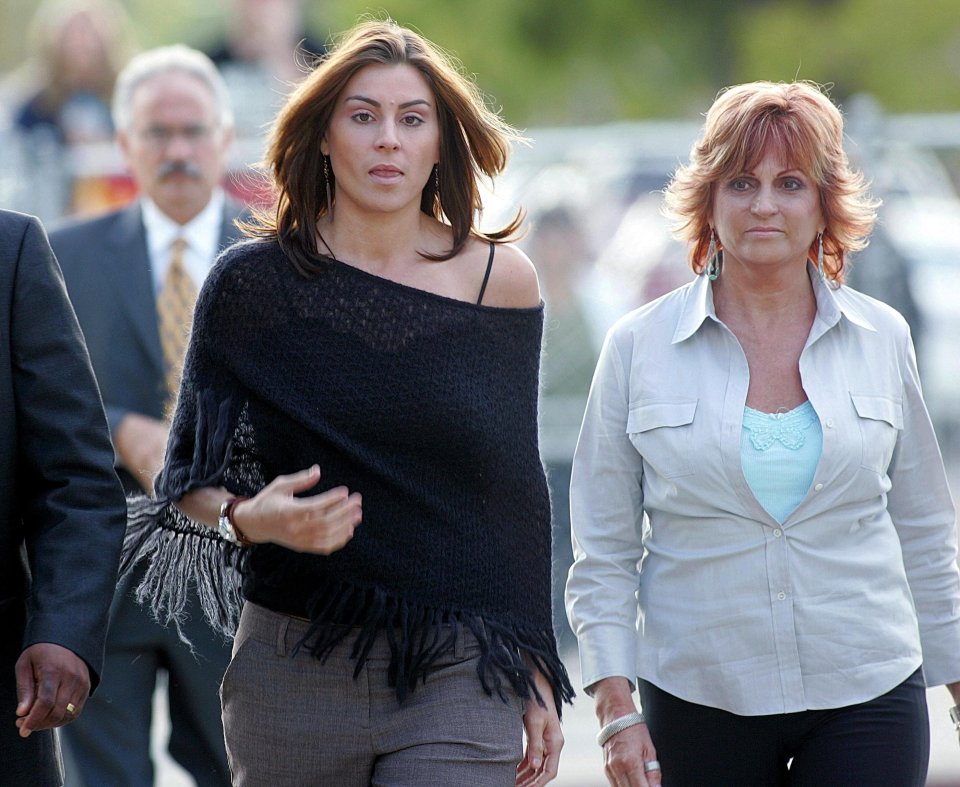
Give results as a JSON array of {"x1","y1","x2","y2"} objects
[{"x1": 221, "y1": 602, "x2": 525, "y2": 786}]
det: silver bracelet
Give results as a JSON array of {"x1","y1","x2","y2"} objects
[{"x1": 597, "y1": 711, "x2": 646, "y2": 746}]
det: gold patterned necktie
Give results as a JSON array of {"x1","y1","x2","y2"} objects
[{"x1": 157, "y1": 237, "x2": 198, "y2": 405}]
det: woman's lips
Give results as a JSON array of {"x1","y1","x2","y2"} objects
[{"x1": 369, "y1": 165, "x2": 403, "y2": 183}]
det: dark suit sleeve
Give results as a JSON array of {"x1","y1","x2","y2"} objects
[{"x1": 11, "y1": 216, "x2": 127, "y2": 690}]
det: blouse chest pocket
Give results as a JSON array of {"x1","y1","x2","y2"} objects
[
  {"x1": 850, "y1": 393, "x2": 903, "y2": 474},
  {"x1": 626, "y1": 399, "x2": 698, "y2": 478}
]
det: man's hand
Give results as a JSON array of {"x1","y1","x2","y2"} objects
[
  {"x1": 14, "y1": 643, "x2": 90, "y2": 737},
  {"x1": 114, "y1": 412, "x2": 169, "y2": 495}
]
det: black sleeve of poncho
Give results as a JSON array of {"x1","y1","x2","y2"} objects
[{"x1": 122, "y1": 249, "x2": 249, "y2": 637}]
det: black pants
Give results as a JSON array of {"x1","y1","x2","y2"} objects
[
  {"x1": 639, "y1": 668, "x2": 929, "y2": 786},
  {"x1": 1, "y1": 598, "x2": 61, "y2": 787},
  {"x1": 61, "y1": 568, "x2": 231, "y2": 787}
]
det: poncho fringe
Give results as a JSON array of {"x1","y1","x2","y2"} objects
[
  {"x1": 123, "y1": 494, "x2": 574, "y2": 709},
  {"x1": 121, "y1": 239, "x2": 574, "y2": 712}
]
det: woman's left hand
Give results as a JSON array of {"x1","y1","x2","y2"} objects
[
  {"x1": 946, "y1": 681, "x2": 960, "y2": 747},
  {"x1": 516, "y1": 668, "x2": 563, "y2": 786},
  {"x1": 946, "y1": 681, "x2": 960, "y2": 706}
]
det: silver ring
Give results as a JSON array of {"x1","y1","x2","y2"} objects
[{"x1": 643, "y1": 759, "x2": 661, "y2": 773}]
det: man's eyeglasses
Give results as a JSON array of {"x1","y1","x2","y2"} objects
[{"x1": 138, "y1": 124, "x2": 216, "y2": 147}]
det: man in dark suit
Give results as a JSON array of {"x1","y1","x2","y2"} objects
[
  {"x1": 0, "y1": 209, "x2": 127, "y2": 787},
  {"x1": 51, "y1": 45, "x2": 245, "y2": 787}
]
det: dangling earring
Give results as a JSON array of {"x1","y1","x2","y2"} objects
[
  {"x1": 323, "y1": 155, "x2": 334, "y2": 218},
  {"x1": 706, "y1": 229, "x2": 722, "y2": 281},
  {"x1": 434, "y1": 163, "x2": 440, "y2": 195},
  {"x1": 816, "y1": 231, "x2": 825, "y2": 280}
]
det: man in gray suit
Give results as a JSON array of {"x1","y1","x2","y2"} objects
[{"x1": 51, "y1": 45, "x2": 245, "y2": 787}]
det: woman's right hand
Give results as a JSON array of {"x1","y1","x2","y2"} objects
[
  {"x1": 593, "y1": 677, "x2": 661, "y2": 787},
  {"x1": 232, "y1": 465, "x2": 362, "y2": 554}
]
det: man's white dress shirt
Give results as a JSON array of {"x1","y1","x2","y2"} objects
[{"x1": 142, "y1": 189, "x2": 226, "y2": 292}]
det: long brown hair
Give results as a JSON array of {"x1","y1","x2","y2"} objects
[
  {"x1": 663, "y1": 81, "x2": 879, "y2": 284},
  {"x1": 243, "y1": 19, "x2": 525, "y2": 275}
]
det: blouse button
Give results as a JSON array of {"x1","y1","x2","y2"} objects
[
  {"x1": 825, "y1": 419, "x2": 834, "y2": 428},
  {"x1": 777, "y1": 591, "x2": 786, "y2": 601},
  {"x1": 814, "y1": 483, "x2": 824, "y2": 492},
  {"x1": 773, "y1": 529, "x2": 782, "y2": 538}
]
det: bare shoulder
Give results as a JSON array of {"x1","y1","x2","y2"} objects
[{"x1": 477, "y1": 242, "x2": 541, "y2": 309}]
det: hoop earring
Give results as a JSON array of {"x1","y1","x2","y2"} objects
[
  {"x1": 706, "y1": 229, "x2": 722, "y2": 281},
  {"x1": 323, "y1": 155, "x2": 333, "y2": 218},
  {"x1": 817, "y1": 231, "x2": 825, "y2": 280}
]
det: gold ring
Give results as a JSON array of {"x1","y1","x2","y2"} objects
[{"x1": 65, "y1": 702, "x2": 76, "y2": 715}]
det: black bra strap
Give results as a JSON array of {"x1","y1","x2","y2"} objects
[{"x1": 476, "y1": 242, "x2": 495, "y2": 305}]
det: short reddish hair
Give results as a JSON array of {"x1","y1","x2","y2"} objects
[{"x1": 663, "y1": 81, "x2": 878, "y2": 283}]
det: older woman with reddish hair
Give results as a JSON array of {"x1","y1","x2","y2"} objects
[{"x1": 566, "y1": 81, "x2": 960, "y2": 786}]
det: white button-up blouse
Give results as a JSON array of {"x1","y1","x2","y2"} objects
[{"x1": 566, "y1": 266, "x2": 960, "y2": 715}]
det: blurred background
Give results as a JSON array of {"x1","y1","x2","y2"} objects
[
  {"x1": 1, "y1": 0, "x2": 958, "y2": 446},
  {"x1": 1, "y1": 0, "x2": 959, "y2": 784}
]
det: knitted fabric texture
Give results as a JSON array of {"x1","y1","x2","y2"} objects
[{"x1": 123, "y1": 238, "x2": 574, "y2": 710}]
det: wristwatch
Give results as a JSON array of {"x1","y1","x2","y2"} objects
[
  {"x1": 950, "y1": 705, "x2": 960, "y2": 746},
  {"x1": 218, "y1": 496, "x2": 252, "y2": 546}
]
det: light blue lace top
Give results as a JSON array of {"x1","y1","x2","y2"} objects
[{"x1": 741, "y1": 401, "x2": 822, "y2": 523}]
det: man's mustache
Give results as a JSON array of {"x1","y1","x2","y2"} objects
[{"x1": 157, "y1": 161, "x2": 202, "y2": 179}]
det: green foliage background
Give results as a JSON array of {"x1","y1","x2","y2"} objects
[{"x1": 2, "y1": 0, "x2": 959, "y2": 126}]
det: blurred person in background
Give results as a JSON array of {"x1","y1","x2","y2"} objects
[
  {"x1": 846, "y1": 221, "x2": 924, "y2": 356},
  {"x1": 9, "y1": 0, "x2": 135, "y2": 146},
  {"x1": 522, "y1": 204, "x2": 601, "y2": 654},
  {"x1": 0, "y1": 209, "x2": 126, "y2": 787},
  {"x1": 49, "y1": 44, "x2": 246, "y2": 787},
  {"x1": 842, "y1": 95, "x2": 926, "y2": 363},
  {"x1": 206, "y1": 0, "x2": 325, "y2": 83},
  {"x1": 204, "y1": 0, "x2": 325, "y2": 139},
  {"x1": 567, "y1": 81, "x2": 960, "y2": 786},
  {"x1": 1, "y1": 0, "x2": 137, "y2": 219},
  {"x1": 590, "y1": 192, "x2": 694, "y2": 316},
  {"x1": 122, "y1": 19, "x2": 574, "y2": 786}
]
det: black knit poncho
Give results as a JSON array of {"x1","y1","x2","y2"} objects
[{"x1": 124, "y1": 237, "x2": 574, "y2": 711}]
